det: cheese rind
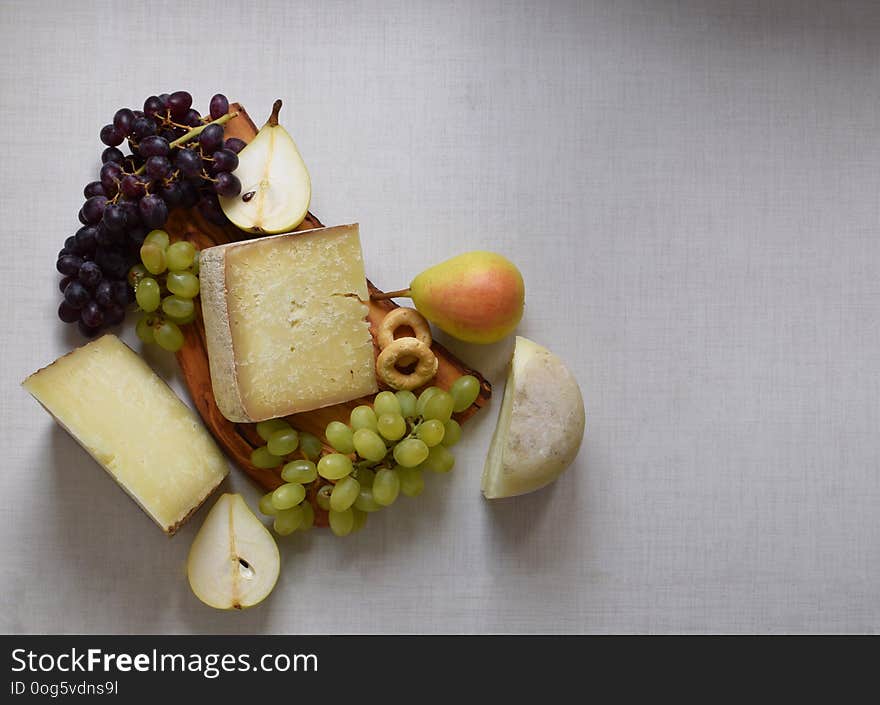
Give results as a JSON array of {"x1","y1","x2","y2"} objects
[
  {"x1": 23, "y1": 335, "x2": 228, "y2": 534},
  {"x1": 200, "y1": 223, "x2": 378, "y2": 423}
]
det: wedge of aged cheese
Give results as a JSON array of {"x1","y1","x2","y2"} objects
[
  {"x1": 23, "y1": 335, "x2": 228, "y2": 534},
  {"x1": 199, "y1": 223, "x2": 378, "y2": 423}
]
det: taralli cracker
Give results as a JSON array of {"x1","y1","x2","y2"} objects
[
  {"x1": 376, "y1": 337, "x2": 439, "y2": 390},
  {"x1": 377, "y1": 307, "x2": 433, "y2": 349}
]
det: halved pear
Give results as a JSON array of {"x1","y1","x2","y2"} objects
[
  {"x1": 482, "y1": 337, "x2": 585, "y2": 499},
  {"x1": 187, "y1": 493, "x2": 280, "y2": 610},
  {"x1": 220, "y1": 100, "x2": 311, "y2": 234}
]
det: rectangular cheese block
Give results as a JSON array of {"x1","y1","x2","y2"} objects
[
  {"x1": 23, "y1": 335, "x2": 228, "y2": 534},
  {"x1": 199, "y1": 223, "x2": 378, "y2": 423}
]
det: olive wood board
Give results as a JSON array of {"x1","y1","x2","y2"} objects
[{"x1": 165, "y1": 103, "x2": 491, "y2": 523}]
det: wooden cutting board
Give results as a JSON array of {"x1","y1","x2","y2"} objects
[{"x1": 165, "y1": 103, "x2": 491, "y2": 519}]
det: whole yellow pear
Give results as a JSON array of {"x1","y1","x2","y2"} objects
[{"x1": 408, "y1": 251, "x2": 524, "y2": 344}]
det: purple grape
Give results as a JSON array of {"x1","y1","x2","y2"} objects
[
  {"x1": 58, "y1": 301, "x2": 80, "y2": 323},
  {"x1": 167, "y1": 91, "x2": 192, "y2": 119},
  {"x1": 211, "y1": 148, "x2": 238, "y2": 173},
  {"x1": 78, "y1": 261, "x2": 102, "y2": 288},
  {"x1": 64, "y1": 235, "x2": 77, "y2": 251},
  {"x1": 158, "y1": 93, "x2": 170, "y2": 107},
  {"x1": 111, "y1": 280, "x2": 130, "y2": 306},
  {"x1": 59, "y1": 276, "x2": 73, "y2": 293},
  {"x1": 180, "y1": 109, "x2": 200, "y2": 128},
  {"x1": 178, "y1": 180, "x2": 199, "y2": 208},
  {"x1": 224, "y1": 137, "x2": 246, "y2": 154},
  {"x1": 139, "y1": 194, "x2": 168, "y2": 229},
  {"x1": 75, "y1": 225, "x2": 98, "y2": 254},
  {"x1": 102, "y1": 203, "x2": 127, "y2": 232},
  {"x1": 175, "y1": 148, "x2": 203, "y2": 177},
  {"x1": 77, "y1": 320, "x2": 102, "y2": 338},
  {"x1": 143, "y1": 96, "x2": 164, "y2": 120},
  {"x1": 120, "y1": 174, "x2": 146, "y2": 199},
  {"x1": 84, "y1": 181, "x2": 105, "y2": 198},
  {"x1": 119, "y1": 199, "x2": 141, "y2": 227},
  {"x1": 100, "y1": 124, "x2": 124, "y2": 147},
  {"x1": 99, "y1": 162, "x2": 123, "y2": 192},
  {"x1": 198, "y1": 123, "x2": 224, "y2": 154},
  {"x1": 213, "y1": 172, "x2": 241, "y2": 197},
  {"x1": 64, "y1": 280, "x2": 89, "y2": 308},
  {"x1": 159, "y1": 128, "x2": 178, "y2": 143},
  {"x1": 101, "y1": 147, "x2": 125, "y2": 165},
  {"x1": 78, "y1": 208, "x2": 89, "y2": 225},
  {"x1": 94, "y1": 250, "x2": 129, "y2": 279},
  {"x1": 198, "y1": 194, "x2": 228, "y2": 225},
  {"x1": 139, "y1": 135, "x2": 169, "y2": 157},
  {"x1": 131, "y1": 116, "x2": 157, "y2": 139},
  {"x1": 122, "y1": 153, "x2": 143, "y2": 173},
  {"x1": 81, "y1": 300, "x2": 104, "y2": 328},
  {"x1": 128, "y1": 226, "x2": 148, "y2": 246},
  {"x1": 113, "y1": 108, "x2": 135, "y2": 135},
  {"x1": 209, "y1": 94, "x2": 229, "y2": 120},
  {"x1": 158, "y1": 180, "x2": 183, "y2": 208},
  {"x1": 145, "y1": 155, "x2": 171, "y2": 179},
  {"x1": 95, "y1": 280, "x2": 114, "y2": 307},
  {"x1": 103, "y1": 303, "x2": 125, "y2": 326},
  {"x1": 95, "y1": 223, "x2": 119, "y2": 248},
  {"x1": 82, "y1": 195, "x2": 108, "y2": 224}
]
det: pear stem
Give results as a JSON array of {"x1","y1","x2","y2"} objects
[
  {"x1": 133, "y1": 110, "x2": 240, "y2": 175},
  {"x1": 371, "y1": 288, "x2": 412, "y2": 301},
  {"x1": 268, "y1": 99, "x2": 282, "y2": 127}
]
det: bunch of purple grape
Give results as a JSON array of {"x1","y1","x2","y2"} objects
[{"x1": 56, "y1": 91, "x2": 244, "y2": 338}]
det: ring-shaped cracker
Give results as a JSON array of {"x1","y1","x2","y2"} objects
[
  {"x1": 377, "y1": 307, "x2": 432, "y2": 350},
  {"x1": 376, "y1": 337, "x2": 439, "y2": 391}
]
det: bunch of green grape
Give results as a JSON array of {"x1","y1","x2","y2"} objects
[
  {"x1": 256, "y1": 375, "x2": 481, "y2": 538},
  {"x1": 129, "y1": 229, "x2": 200, "y2": 352}
]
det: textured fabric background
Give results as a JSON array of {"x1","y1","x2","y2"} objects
[{"x1": 1, "y1": 0, "x2": 878, "y2": 634}]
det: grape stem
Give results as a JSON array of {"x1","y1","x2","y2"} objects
[
  {"x1": 133, "y1": 111, "x2": 239, "y2": 175},
  {"x1": 371, "y1": 288, "x2": 411, "y2": 301}
]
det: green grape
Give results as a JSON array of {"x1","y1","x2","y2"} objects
[
  {"x1": 256, "y1": 418, "x2": 291, "y2": 441},
  {"x1": 416, "y1": 419, "x2": 445, "y2": 447},
  {"x1": 328, "y1": 508, "x2": 354, "y2": 537},
  {"x1": 190, "y1": 252, "x2": 200, "y2": 275},
  {"x1": 164, "y1": 309, "x2": 195, "y2": 325},
  {"x1": 416, "y1": 386, "x2": 443, "y2": 416},
  {"x1": 316, "y1": 484, "x2": 333, "y2": 511},
  {"x1": 166, "y1": 241, "x2": 196, "y2": 271},
  {"x1": 135, "y1": 315, "x2": 155, "y2": 343},
  {"x1": 399, "y1": 467, "x2": 425, "y2": 497},
  {"x1": 373, "y1": 468, "x2": 400, "y2": 506},
  {"x1": 353, "y1": 428, "x2": 387, "y2": 462},
  {"x1": 354, "y1": 487, "x2": 382, "y2": 512},
  {"x1": 161, "y1": 295, "x2": 194, "y2": 320},
  {"x1": 258, "y1": 492, "x2": 278, "y2": 516},
  {"x1": 355, "y1": 467, "x2": 375, "y2": 487},
  {"x1": 299, "y1": 432, "x2": 322, "y2": 461},
  {"x1": 135, "y1": 277, "x2": 160, "y2": 312},
  {"x1": 325, "y1": 421, "x2": 355, "y2": 454},
  {"x1": 450, "y1": 375, "x2": 480, "y2": 412},
  {"x1": 441, "y1": 419, "x2": 462, "y2": 447},
  {"x1": 154, "y1": 321, "x2": 184, "y2": 352},
  {"x1": 395, "y1": 390, "x2": 418, "y2": 418},
  {"x1": 299, "y1": 501, "x2": 315, "y2": 531},
  {"x1": 350, "y1": 405, "x2": 378, "y2": 431},
  {"x1": 267, "y1": 428, "x2": 299, "y2": 457},
  {"x1": 251, "y1": 445, "x2": 282, "y2": 469},
  {"x1": 140, "y1": 243, "x2": 166, "y2": 275},
  {"x1": 128, "y1": 263, "x2": 148, "y2": 289},
  {"x1": 351, "y1": 507, "x2": 368, "y2": 533},
  {"x1": 373, "y1": 391, "x2": 401, "y2": 417},
  {"x1": 144, "y1": 229, "x2": 170, "y2": 249},
  {"x1": 393, "y1": 438, "x2": 429, "y2": 468},
  {"x1": 166, "y1": 271, "x2": 200, "y2": 299},
  {"x1": 271, "y1": 482, "x2": 306, "y2": 510},
  {"x1": 330, "y1": 475, "x2": 360, "y2": 512},
  {"x1": 274, "y1": 505, "x2": 304, "y2": 535},
  {"x1": 423, "y1": 391, "x2": 454, "y2": 422},
  {"x1": 317, "y1": 453, "x2": 353, "y2": 480},
  {"x1": 422, "y1": 445, "x2": 455, "y2": 473},
  {"x1": 377, "y1": 413, "x2": 406, "y2": 441},
  {"x1": 282, "y1": 459, "x2": 317, "y2": 484}
]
